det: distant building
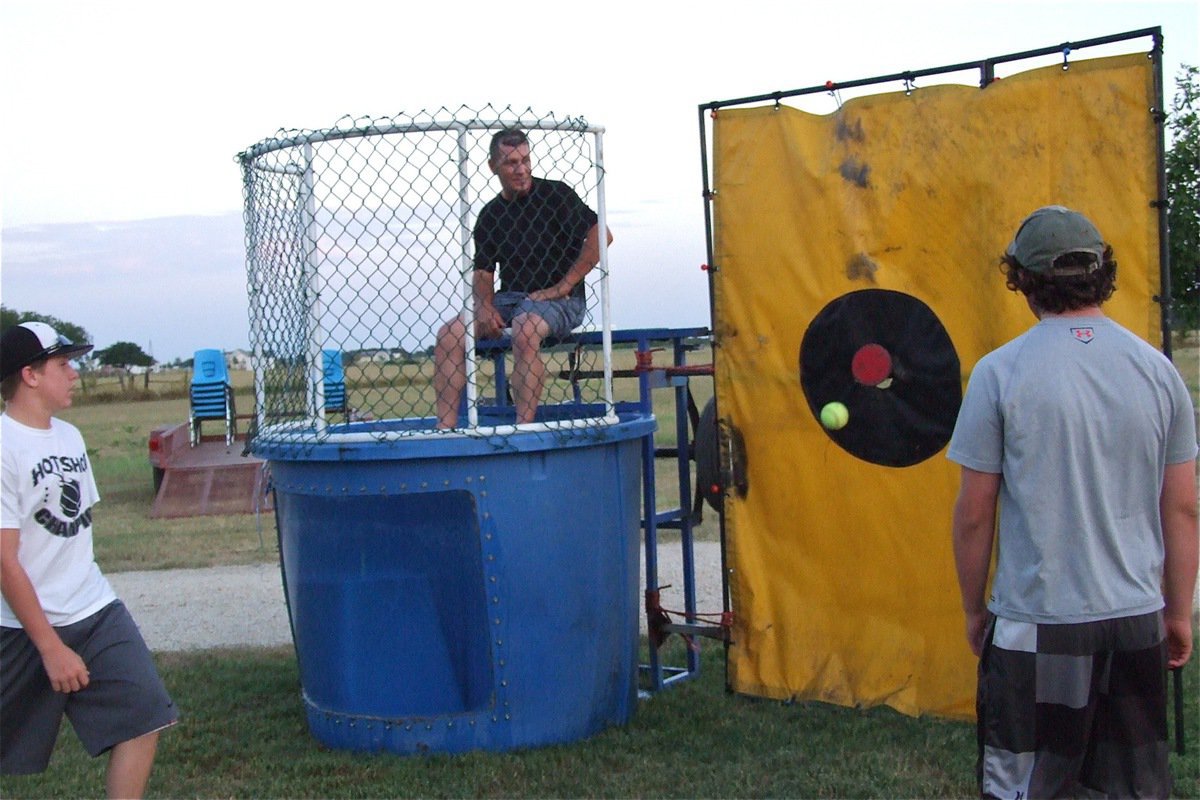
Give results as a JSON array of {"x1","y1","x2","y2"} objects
[
  {"x1": 227, "y1": 349, "x2": 253, "y2": 370},
  {"x1": 352, "y1": 348, "x2": 412, "y2": 365}
]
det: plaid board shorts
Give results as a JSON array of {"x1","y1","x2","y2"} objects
[
  {"x1": 1, "y1": 600, "x2": 178, "y2": 775},
  {"x1": 977, "y1": 611, "x2": 1169, "y2": 799}
]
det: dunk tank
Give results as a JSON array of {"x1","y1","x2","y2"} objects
[{"x1": 235, "y1": 108, "x2": 654, "y2": 754}]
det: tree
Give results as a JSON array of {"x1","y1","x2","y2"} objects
[
  {"x1": 1166, "y1": 64, "x2": 1198, "y2": 331},
  {"x1": 0, "y1": 305, "x2": 90, "y2": 348},
  {"x1": 96, "y1": 341, "x2": 155, "y2": 391}
]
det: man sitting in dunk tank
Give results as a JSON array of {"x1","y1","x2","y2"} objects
[{"x1": 433, "y1": 128, "x2": 612, "y2": 428}]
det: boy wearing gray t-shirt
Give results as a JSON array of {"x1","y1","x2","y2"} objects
[{"x1": 948, "y1": 206, "x2": 1198, "y2": 798}]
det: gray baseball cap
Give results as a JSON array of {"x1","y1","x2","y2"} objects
[{"x1": 1006, "y1": 205, "x2": 1105, "y2": 276}]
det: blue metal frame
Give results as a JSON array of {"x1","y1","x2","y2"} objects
[{"x1": 639, "y1": 330, "x2": 709, "y2": 690}]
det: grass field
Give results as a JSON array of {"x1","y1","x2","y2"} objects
[
  {"x1": 3, "y1": 642, "x2": 987, "y2": 799},
  {"x1": 2, "y1": 639, "x2": 1194, "y2": 799},
  {"x1": 2, "y1": 338, "x2": 1197, "y2": 798},
  {"x1": 61, "y1": 345, "x2": 718, "y2": 572}
]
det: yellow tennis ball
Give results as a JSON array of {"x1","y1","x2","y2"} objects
[{"x1": 820, "y1": 401, "x2": 849, "y2": 430}]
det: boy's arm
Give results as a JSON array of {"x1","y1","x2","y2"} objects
[
  {"x1": 0, "y1": 527, "x2": 90, "y2": 692},
  {"x1": 952, "y1": 466, "x2": 1001, "y2": 657},
  {"x1": 1161, "y1": 459, "x2": 1199, "y2": 670}
]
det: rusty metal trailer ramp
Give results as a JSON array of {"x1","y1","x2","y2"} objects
[{"x1": 148, "y1": 421, "x2": 272, "y2": 518}]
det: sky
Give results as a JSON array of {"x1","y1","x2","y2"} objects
[{"x1": 1, "y1": 0, "x2": 1197, "y2": 362}]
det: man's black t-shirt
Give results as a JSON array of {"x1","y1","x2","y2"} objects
[{"x1": 473, "y1": 178, "x2": 597, "y2": 299}]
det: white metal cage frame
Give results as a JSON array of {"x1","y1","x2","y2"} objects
[{"x1": 236, "y1": 106, "x2": 616, "y2": 453}]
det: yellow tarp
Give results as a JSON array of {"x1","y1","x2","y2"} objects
[{"x1": 711, "y1": 53, "x2": 1159, "y2": 719}]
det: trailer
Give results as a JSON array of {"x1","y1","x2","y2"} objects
[{"x1": 145, "y1": 348, "x2": 272, "y2": 518}]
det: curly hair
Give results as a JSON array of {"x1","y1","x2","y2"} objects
[{"x1": 1001, "y1": 246, "x2": 1117, "y2": 313}]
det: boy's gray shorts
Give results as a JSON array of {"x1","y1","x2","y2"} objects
[{"x1": 0, "y1": 600, "x2": 178, "y2": 775}]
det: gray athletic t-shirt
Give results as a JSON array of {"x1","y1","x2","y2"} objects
[{"x1": 947, "y1": 316, "x2": 1197, "y2": 624}]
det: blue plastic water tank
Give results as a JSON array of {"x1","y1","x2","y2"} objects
[{"x1": 260, "y1": 413, "x2": 654, "y2": 754}]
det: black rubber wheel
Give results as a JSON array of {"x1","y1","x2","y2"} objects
[{"x1": 694, "y1": 397, "x2": 722, "y2": 512}]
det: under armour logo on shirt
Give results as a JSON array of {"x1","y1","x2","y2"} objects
[{"x1": 1070, "y1": 327, "x2": 1095, "y2": 343}]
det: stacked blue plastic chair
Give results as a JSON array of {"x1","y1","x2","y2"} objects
[
  {"x1": 322, "y1": 349, "x2": 346, "y2": 414},
  {"x1": 189, "y1": 349, "x2": 235, "y2": 446}
]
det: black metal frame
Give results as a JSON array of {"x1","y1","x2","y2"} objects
[
  {"x1": 698, "y1": 27, "x2": 1170, "y2": 351},
  {"x1": 696, "y1": 29, "x2": 1183, "y2": 748}
]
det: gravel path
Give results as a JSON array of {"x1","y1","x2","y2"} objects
[{"x1": 109, "y1": 541, "x2": 724, "y2": 652}]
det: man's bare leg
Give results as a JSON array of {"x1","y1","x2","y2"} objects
[
  {"x1": 434, "y1": 317, "x2": 468, "y2": 429},
  {"x1": 105, "y1": 730, "x2": 159, "y2": 800},
  {"x1": 511, "y1": 313, "x2": 550, "y2": 424}
]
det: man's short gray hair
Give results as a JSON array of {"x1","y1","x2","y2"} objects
[{"x1": 489, "y1": 128, "x2": 528, "y2": 162}]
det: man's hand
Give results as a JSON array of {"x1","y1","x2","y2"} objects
[
  {"x1": 527, "y1": 287, "x2": 557, "y2": 302},
  {"x1": 475, "y1": 302, "x2": 505, "y2": 340},
  {"x1": 40, "y1": 639, "x2": 90, "y2": 693}
]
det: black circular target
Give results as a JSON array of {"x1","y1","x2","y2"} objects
[{"x1": 799, "y1": 289, "x2": 961, "y2": 467}]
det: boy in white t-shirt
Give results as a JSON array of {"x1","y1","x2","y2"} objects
[{"x1": 1, "y1": 322, "x2": 177, "y2": 798}]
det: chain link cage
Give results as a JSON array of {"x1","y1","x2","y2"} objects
[{"x1": 236, "y1": 106, "x2": 615, "y2": 455}]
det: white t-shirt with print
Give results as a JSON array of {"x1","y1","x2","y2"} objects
[{"x1": 1, "y1": 413, "x2": 116, "y2": 627}]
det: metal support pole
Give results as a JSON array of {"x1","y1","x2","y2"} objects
[
  {"x1": 673, "y1": 338, "x2": 701, "y2": 677},
  {"x1": 455, "y1": 125, "x2": 479, "y2": 428},
  {"x1": 594, "y1": 129, "x2": 614, "y2": 419},
  {"x1": 300, "y1": 142, "x2": 328, "y2": 435}
]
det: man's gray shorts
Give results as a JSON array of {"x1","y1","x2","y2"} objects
[
  {"x1": 1, "y1": 600, "x2": 178, "y2": 775},
  {"x1": 492, "y1": 292, "x2": 585, "y2": 339}
]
